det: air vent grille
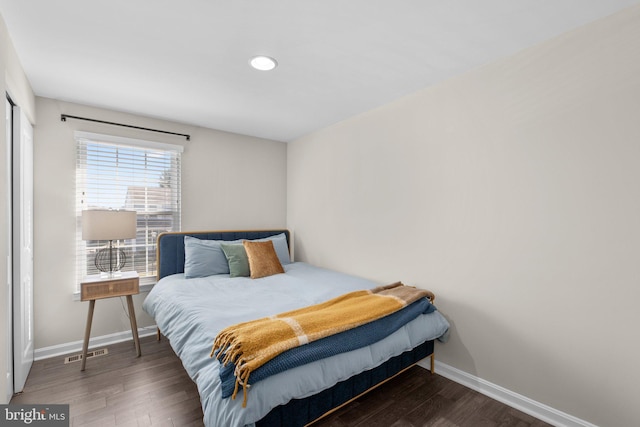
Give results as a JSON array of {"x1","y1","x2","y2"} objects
[{"x1": 64, "y1": 348, "x2": 109, "y2": 364}]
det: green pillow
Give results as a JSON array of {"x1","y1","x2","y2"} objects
[{"x1": 220, "y1": 243, "x2": 250, "y2": 278}]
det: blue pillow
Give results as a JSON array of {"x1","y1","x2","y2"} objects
[
  {"x1": 184, "y1": 236, "x2": 239, "y2": 278},
  {"x1": 255, "y1": 233, "x2": 291, "y2": 264}
]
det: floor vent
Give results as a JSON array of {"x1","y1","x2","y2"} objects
[{"x1": 64, "y1": 348, "x2": 109, "y2": 364}]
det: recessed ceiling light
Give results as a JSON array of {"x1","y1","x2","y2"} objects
[{"x1": 249, "y1": 55, "x2": 278, "y2": 71}]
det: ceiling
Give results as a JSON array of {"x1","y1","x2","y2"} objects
[{"x1": 0, "y1": 1, "x2": 638, "y2": 142}]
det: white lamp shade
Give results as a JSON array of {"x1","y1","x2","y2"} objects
[{"x1": 82, "y1": 210, "x2": 137, "y2": 241}]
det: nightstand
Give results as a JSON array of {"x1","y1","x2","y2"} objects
[{"x1": 80, "y1": 271, "x2": 141, "y2": 370}]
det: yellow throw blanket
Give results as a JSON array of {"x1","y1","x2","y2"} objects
[{"x1": 211, "y1": 281, "x2": 430, "y2": 406}]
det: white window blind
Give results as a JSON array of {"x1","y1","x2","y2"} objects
[{"x1": 75, "y1": 132, "x2": 182, "y2": 289}]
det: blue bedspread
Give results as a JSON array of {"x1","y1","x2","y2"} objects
[{"x1": 143, "y1": 262, "x2": 450, "y2": 427}]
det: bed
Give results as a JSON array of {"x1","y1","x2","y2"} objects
[{"x1": 143, "y1": 230, "x2": 449, "y2": 427}]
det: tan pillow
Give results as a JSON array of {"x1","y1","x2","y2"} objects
[{"x1": 243, "y1": 240, "x2": 284, "y2": 279}]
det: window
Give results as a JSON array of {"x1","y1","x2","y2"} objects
[{"x1": 75, "y1": 132, "x2": 182, "y2": 289}]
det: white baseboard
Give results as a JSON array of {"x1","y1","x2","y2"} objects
[
  {"x1": 34, "y1": 325, "x2": 158, "y2": 361},
  {"x1": 417, "y1": 359, "x2": 596, "y2": 427}
]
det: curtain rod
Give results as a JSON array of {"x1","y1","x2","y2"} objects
[{"x1": 60, "y1": 114, "x2": 190, "y2": 141}]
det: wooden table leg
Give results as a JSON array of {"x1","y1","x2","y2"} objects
[
  {"x1": 81, "y1": 300, "x2": 95, "y2": 371},
  {"x1": 126, "y1": 295, "x2": 141, "y2": 357}
]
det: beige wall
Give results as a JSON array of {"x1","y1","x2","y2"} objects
[
  {"x1": 33, "y1": 97, "x2": 287, "y2": 349},
  {"x1": 0, "y1": 15, "x2": 36, "y2": 404},
  {"x1": 288, "y1": 6, "x2": 640, "y2": 427}
]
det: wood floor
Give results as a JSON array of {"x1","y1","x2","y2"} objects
[{"x1": 11, "y1": 336, "x2": 552, "y2": 427}]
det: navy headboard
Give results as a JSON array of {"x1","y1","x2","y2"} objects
[{"x1": 156, "y1": 229, "x2": 290, "y2": 280}]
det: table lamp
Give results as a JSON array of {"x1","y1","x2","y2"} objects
[{"x1": 82, "y1": 209, "x2": 136, "y2": 276}]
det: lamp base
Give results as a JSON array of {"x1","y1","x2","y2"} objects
[{"x1": 99, "y1": 271, "x2": 123, "y2": 279}]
